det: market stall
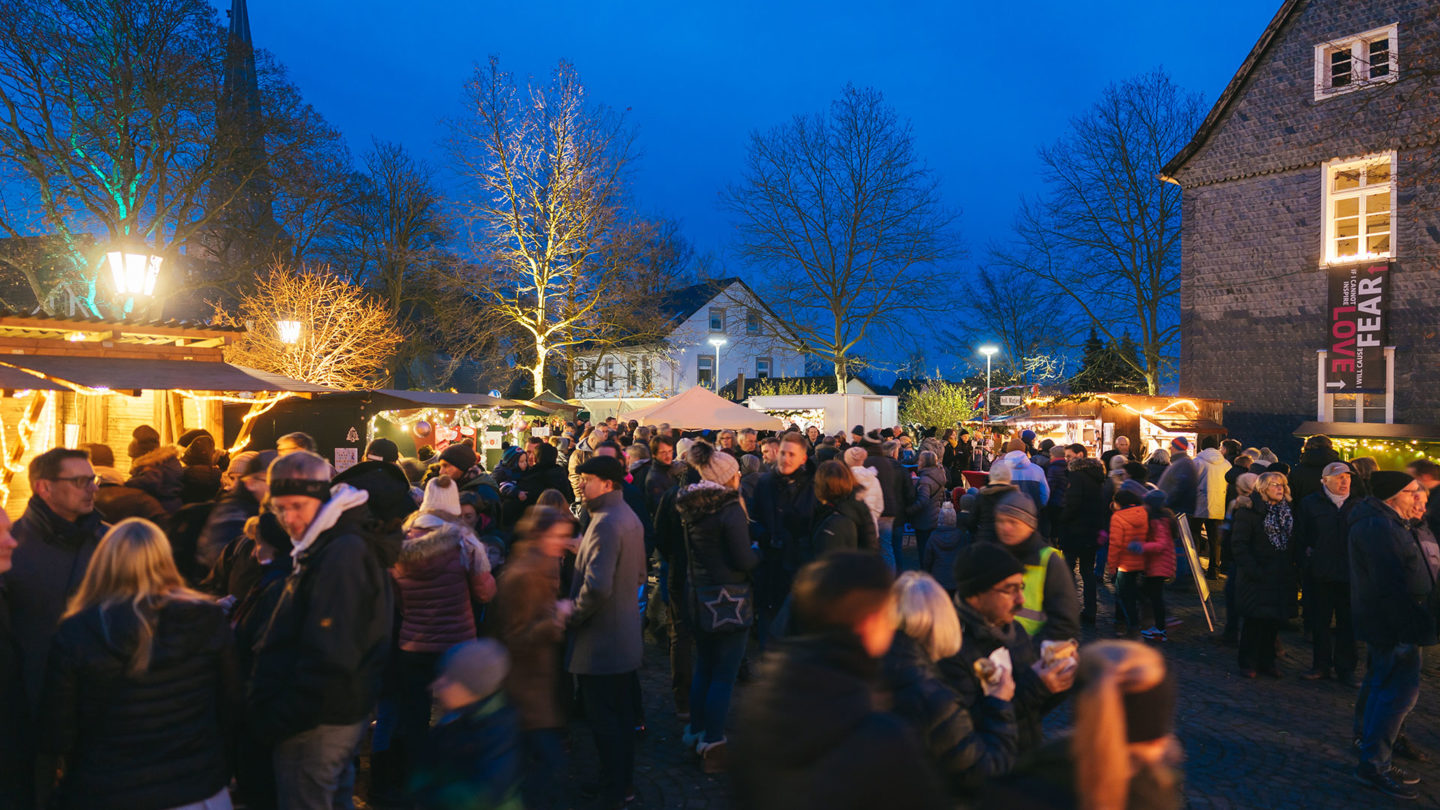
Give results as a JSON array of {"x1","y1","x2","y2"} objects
[
  {"x1": 999, "y1": 393, "x2": 1228, "y2": 457},
  {"x1": 1293, "y1": 421, "x2": 1440, "y2": 469},
  {"x1": 626, "y1": 385, "x2": 785, "y2": 431},
  {"x1": 743, "y1": 392, "x2": 897, "y2": 435}
]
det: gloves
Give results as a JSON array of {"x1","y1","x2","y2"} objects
[{"x1": 1127, "y1": 542, "x2": 1144, "y2": 554}]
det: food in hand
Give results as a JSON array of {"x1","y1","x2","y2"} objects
[
  {"x1": 973, "y1": 657, "x2": 1000, "y2": 684},
  {"x1": 1041, "y1": 638, "x2": 1079, "y2": 668}
]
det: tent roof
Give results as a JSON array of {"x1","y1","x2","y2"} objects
[
  {"x1": 0, "y1": 355, "x2": 334, "y2": 393},
  {"x1": 365, "y1": 390, "x2": 521, "y2": 410},
  {"x1": 624, "y1": 385, "x2": 785, "y2": 430}
]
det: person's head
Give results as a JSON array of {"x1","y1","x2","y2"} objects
[
  {"x1": 1258, "y1": 447, "x2": 1279, "y2": 465},
  {"x1": 1350, "y1": 456, "x2": 1378, "y2": 479},
  {"x1": 1113, "y1": 479, "x2": 1147, "y2": 510},
  {"x1": 438, "y1": 443, "x2": 478, "y2": 480},
  {"x1": 1321, "y1": 462, "x2": 1353, "y2": 499},
  {"x1": 1148, "y1": 448, "x2": 1170, "y2": 465},
  {"x1": 363, "y1": 437, "x2": 399, "y2": 465},
  {"x1": 790, "y1": 551, "x2": 897, "y2": 658},
  {"x1": 955, "y1": 542, "x2": 1026, "y2": 627},
  {"x1": 0, "y1": 511, "x2": 14, "y2": 577},
  {"x1": 738, "y1": 428, "x2": 758, "y2": 452},
  {"x1": 1255, "y1": 471, "x2": 1290, "y2": 504},
  {"x1": 1235, "y1": 472, "x2": 1259, "y2": 499},
  {"x1": 1108, "y1": 454, "x2": 1127, "y2": 472},
  {"x1": 1114, "y1": 435, "x2": 1130, "y2": 453},
  {"x1": 1234, "y1": 454, "x2": 1254, "y2": 471},
  {"x1": 457, "y1": 491, "x2": 483, "y2": 531},
  {"x1": 594, "y1": 440, "x2": 623, "y2": 460},
  {"x1": 1050, "y1": 445, "x2": 1067, "y2": 462},
  {"x1": 64, "y1": 518, "x2": 203, "y2": 675},
  {"x1": 1405, "y1": 459, "x2": 1440, "y2": 491},
  {"x1": 777, "y1": 432, "x2": 808, "y2": 475},
  {"x1": 1372, "y1": 471, "x2": 1423, "y2": 517},
  {"x1": 516, "y1": 504, "x2": 578, "y2": 558},
  {"x1": 1067, "y1": 443, "x2": 1087, "y2": 460},
  {"x1": 1221, "y1": 439, "x2": 1242, "y2": 460},
  {"x1": 590, "y1": 424, "x2": 612, "y2": 446},
  {"x1": 917, "y1": 450, "x2": 938, "y2": 470},
  {"x1": 880, "y1": 439, "x2": 900, "y2": 460},
  {"x1": 650, "y1": 435, "x2": 677, "y2": 466},
  {"x1": 1072, "y1": 641, "x2": 1177, "y2": 810},
  {"x1": 536, "y1": 488, "x2": 569, "y2": 511},
  {"x1": 993, "y1": 491, "x2": 1038, "y2": 546},
  {"x1": 267, "y1": 451, "x2": 333, "y2": 538},
  {"x1": 248, "y1": 512, "x2": 293, "y2": 561},
  {"x1": 842, "y1": 446, "x2": 868, "y2": 468},
  {"x1": 987, "y1": 459, "x2": 1012, "y2": 485},
  {"x1": 432, "y1": 639, "x2": 510, "y2": 712},
  {"x1": 276, "y1": 431, "x2": 316, "y2": 456},
  {"x1": 687, "y1": 441, "x2": 741, "y2": 489},
  {"x1": 575, "y1": 455, "x2": 626, "y2": 502},
  {"x1": 893, "y1": 571, "x2": 962, "y2": 661},
  {"x1": 1304, "y1": 434, "x2": 1334, "y2": 454},
  {"x1": 1006, "y1": 437, "x2": 1026, "y2": 454},
  {"x1": 1123, "y1": 461, "x2": 1147, "y2": 484},
  {"x1": 717, "y1": 429, "x2": 736, "y2": 449},
  {"x1": 526, "y1": 435, "x2": 545, "y2": 462},
  {"x1": 1168, "y1": 436, "x2": 1189, "y2": 457},
  {"x1": 814, "y1": 459, "x2": 857, "y2": 505},
  {"x1": 85, "y1": 442, "x2": 116, "y2": 469},
  {"x1": 760, "y1": 436, "x2": 780, "y2": 464},
  {"x1": 943, "y1": 428, "x2": 956, "y2": 445},
  {"x1": 805, "y1": 425, "x2": 821, "y2": 443},
  {"x1": 128, "y1": 425, "x2": 160, "y2": 460},
  {"x1": 29, "y1": 447, "x2": 96, "y2": 521},
  {"x1": 625, "y1": 442, "x2": 650, "y2": 466},
  {"x1": 1200, "y1": 434, "x2": 1220, "y2": 451}
]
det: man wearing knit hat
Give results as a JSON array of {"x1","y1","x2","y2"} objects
[
  {"x1": 1349, "y1": 470, "x2": 1434, "y2": 799},
  {"x1": 991, "y1": 491, "x2": 1079, "y2": 644},
  {"x1": 941, "y1": 542, "x2": 1076, "y2": 755}
]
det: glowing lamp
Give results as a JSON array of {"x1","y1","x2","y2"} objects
[
  {"x1": 277, "y1": 320, "x2": 302, "y2": 345},
  {"x1": 104, "y1": 248, "x2": 162, "y2": 298}
]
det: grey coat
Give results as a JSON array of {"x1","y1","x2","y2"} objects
[{"x1": 566, "y1": 489, "x2": 646, "y2": 675}]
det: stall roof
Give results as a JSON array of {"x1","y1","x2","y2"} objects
[
  {"x1": 1294, "y1": 421, "x2": 1440, "y2": 441},
  {"x1": 0, "y1": 363, "x2": 70, "y2": 391},
  {"x1": 1142, "y1": 414, "x2": 1228, "y2": 435},
  {"x1": 0, "y1": 356, "x2": 335, "y2": 393},
  {"x1": 626, "y1": 385, "x2": 785, "y2": 430},
  {"x1": 367, "y1": 390, "x2": 521, "y2": 410}
]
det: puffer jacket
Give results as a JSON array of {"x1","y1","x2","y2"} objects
[
  {"x1": 676, "y1": 482, "x2": 760, "y2": 630},
  {"x1": 810, "y1": 495, "x2": 880, "y2": 559},
  {"x1": 1107, "y1": 506, "x2": 1153, "y2": 574},
  {"x1": 125, "y1": 446, "x2": 184, "y2": 513},
  {"x1": 881, "y1": 632, "x2": 1018, "y2": 795},
  {"x1": 1193, "y1": 448, "x2": 1232, "y2": 519},
  {"x1": 1059, "y1": 457, "x2": 1107, "y2": 553},
  {"x1": 1145, "y1": 512, "x2": 1179, "y2": 578},
  {"x1": 939, "y1": 601, "x2": 1062, "y2": 755},
  {"x1": 39, "y1": 599, "x2": 238, "y2": 810},
  {"x1": 911, "y1": 466, "x2": 948, "y2": 532},
  {"x1": 393, "y1": 522, "x2": 495, "y2": 653},
  {"x1": 849, "y1": 465, "x2": 884, "y2": 529}
]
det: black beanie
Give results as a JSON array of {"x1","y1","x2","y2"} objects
[
  {"x1": 1371, "y1": 470, "x2": 1415, "y2": 502},
  {"x1": 954, "y1": 542, "x2": 1026, "y2": 599},
  {"x1": 439, "y1": 442, "x2": 478, "y2": 472}
]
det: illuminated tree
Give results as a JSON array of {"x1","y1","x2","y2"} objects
[{"x1": 900, "y1": 381, "x2": 976, "y2": 431}]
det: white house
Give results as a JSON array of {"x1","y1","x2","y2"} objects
[{"x1": 572, "y1": 278, "x2": 805, "y2": 415}]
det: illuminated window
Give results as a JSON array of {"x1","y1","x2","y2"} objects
[
  {"x1": 1315, "y1": 25, "x2": 1397, "y2": 100},
  {"x1": 756, "y1": 357, "x2": 771, "y2": 379},
  {"x1": 697, "y1": 355, "x2": 714, "y2": 387},
  {"x1": 1322, "y1": 154, "x2": 1394, "y2": 265},
  {"x1": 1317, "y1": 347, "x2": 1394, "y2": 424}
]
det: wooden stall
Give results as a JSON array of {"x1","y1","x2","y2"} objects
[{"x1": 998, "y1": 393, "x2": 1229, "y2": 458}]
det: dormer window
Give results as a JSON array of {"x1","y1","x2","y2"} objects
[{"x1": 1315, "y1": 25, "x2": 1397, "y2": 100}]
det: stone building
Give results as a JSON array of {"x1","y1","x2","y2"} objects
[{"x1": 1162, "y1": 0, "x2": 1440, "y2": 453}]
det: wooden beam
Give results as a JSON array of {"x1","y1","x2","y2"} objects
[{"x1": 0, "y1": 315, "x2": 239, "y2": 342}]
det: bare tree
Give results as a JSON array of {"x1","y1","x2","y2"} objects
[
  {"x1": 722, "y1": 84, "x2": 959, "y2": 392},
  {"x1": 212, "y1": 262, "x2": 405, "y2": 389},
  {"x1": 961, "y1": 265, "x2": 1073, "y2": 385},
  {"x1": 993, "y1": 69, "x2": 1201, "y2": 395}
]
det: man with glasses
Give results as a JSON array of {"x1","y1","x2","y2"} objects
[{"x1": 4, "y1": 447, "x2": 106, "y2": 806}]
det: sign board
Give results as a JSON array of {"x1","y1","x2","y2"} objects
[
  {"x1": 481, "y1": 430, "x2": 503, "y2": 450},
  {"x1": 531, "y1": 425, "x2": 550, "y2": 438},
  {"x1": 334, "y1": 447, "x2": 358, "y2": 472},
  {"x1": 999, "y1": 395, "x2": 1023, "y2": 407},
  {"x1": 1326, "y1": 261, "x2": 1390, "y2": 393},
  {"x1": 1175, "y1": 515, "x2": 1214, "y2": 632}
]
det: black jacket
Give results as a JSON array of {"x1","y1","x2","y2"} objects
[
  {"x1": 5, "y1": 497, "x2": 105, "y2": 707},
  {"x1": 675, "y1": 483, "x2": 759, "y2": 629},
  {"x1": 644, "y1": 459, "x2": 680, "y2": 514},
  {"x1": 881, "y1": 632, "x2": 1018, "y2": 795},
  {"x1": 247, "y1": 497, "x2": 395, "y2": 742},
  {"x1": 865, "y1": 454, "x2": 913, "y2": 518},
  {"x1": 981, "y1": 735, "x2": 1184, "y2": 810},
  {"x1": 39, "y1": 600, "x2": 239, "y2": 810},
  {"x1": 810, "y1": 495, "x2": 880, "y2": 560},
  {"x1": 125, "y1": 446, "x2": 185, "y2": 514},
  {"x1": 0, "y1": 590, "x2": 29, "y2": 810},
  {"x1": 1230, "y1": 496, "x2": 1298, "y2": 621},
  {"x1": 732, "y1": 633, "x2": 948, "y2": 810},
  {"x1": 1290, "y1": 446, "x2": 1341, "y2": 505},
  {"x1": 1293, "y1": 489, "x2": 1359, "y2": 584},
  {"x1": 1349, "y1": 497, "x2": 1438, "y2": 648},
  {"x1": 1059, "y1": 458, "x2": 1107, "y2": 553},
  {"x1": 752, "y1": 467, "x2": 818, "y2": 571},
  {"x1": 196, "y1": 486, "x2": 261, "y2": 576},
  {"x1": 968, "y1": 483, "x2": 1017, "y2": 546},
  {"x1": 939, "y1": 601, "x2": 1061, "y2": 755},
  {"x1": 911, "y1": 466, "x2": 948, "y2": 531},
  {"x1": 520, "y1": 444, "x2": 573, "y2": 505}
]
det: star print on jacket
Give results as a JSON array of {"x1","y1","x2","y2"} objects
[{"x1": 704, "y1": 587, "x2": 747, "y2": 629}]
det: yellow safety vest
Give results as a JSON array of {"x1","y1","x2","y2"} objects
[{"x1": 1016, "y1": 546, "x2": 1057, "y2": 638}]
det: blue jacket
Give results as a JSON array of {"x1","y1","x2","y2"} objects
[
  {"x1": 1157, "y1": 453, "x2": 1198, "y2": 516},
  {"x1": 1348, "y1": 497, "x2": 1437, "y2": 648}
]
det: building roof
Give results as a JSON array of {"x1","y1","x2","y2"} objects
[
  {"x1": 657, "y1": 277, "x2": 742, "y2": 326},
  {"x1": 1160, "y1": 0, "x2": 1302, "y2": 182},
  {"x1": 1294, "y1": 421, "x2": 1440, "y2": 442},
  {"x1": 718, "y1": 375, "x2": 856, "y2": 400}
]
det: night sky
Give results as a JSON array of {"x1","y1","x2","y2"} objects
[{"x1": 242, "y1": 0, "x2": 1280, "y2": 263}]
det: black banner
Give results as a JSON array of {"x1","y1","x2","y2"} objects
[{"x1": 1325, "y1": 261, "x2": 1390, "y2": 393}]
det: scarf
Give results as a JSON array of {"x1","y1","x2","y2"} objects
[
  {"x1": 1263, "y1": 499, "x2": 1293, "y2": 551},
  {"x1": 290, "y1": 483, "x2": 370, "y2": 559}
]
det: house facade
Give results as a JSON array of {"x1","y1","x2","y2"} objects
[
  {"x1": 1163, "y1": 0, "x2": 1440, "y2": 452},
  {"x1": 572, "y1": 277, "x2": 806, "y2": 405}
]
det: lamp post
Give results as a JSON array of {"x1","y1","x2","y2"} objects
[
  {"x1": 979, "y1": 345, "x2": 999, "y2": 423},
  {"x1": 104, "y1": 242, "x2": 163, "y2": 318},
  {"x1": 708, "y1": 336, "x2": 727, "y2": 393},
  {"x1": 277, "y1": 319, "x2": 302, "y2": 346}
]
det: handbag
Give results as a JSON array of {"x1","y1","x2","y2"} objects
[{"x1": 691, "y1": 582, "x2": 754, "y2": 633}]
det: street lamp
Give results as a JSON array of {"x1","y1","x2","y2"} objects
[
  {"x1": 104, "y1": 242, "x2": 163, "y2": 317},
  {"x1": 277, "y1": 319, "x2": 302, "y2": 345},
  {"x1": 708, "y1": 336, "x2": 727, "y2": 393},
  {"x1": 979, "y1": 345, "x2": 999, "y2": 423}
]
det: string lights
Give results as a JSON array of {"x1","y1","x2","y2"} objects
[{"x1": 0, "y1": 391, "x2": 55, "y2": 508}]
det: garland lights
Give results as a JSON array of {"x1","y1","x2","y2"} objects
[{"x1": 0, "y1": 391, "x2": 55, "y2": 509}]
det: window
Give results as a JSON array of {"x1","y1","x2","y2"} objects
[
  {"x1": 1323, "y1": 153, "x2": 1395, "y2": 265},
  {"x1": 756, "y1": 357, "x2": 772, "y2": 379},
  {"x1": 1315, "y1": 25, "x2": 1397, "y2": 100},
  {"x1": 627, "y1": 359, "x2": 637, "y2": 389},
  {"x1": 604, "y1": 360, "x2": 615, "y2": 388},
  {"x1": 746, "y1": 308, "x2": 762, "y2": 335},
  {"x1": 1316, "y1": 347, "x2": 1394, "y2": 424},
  {"x1": 641, "y1": 357, "x2": 653, "y2": 390},
  {"x1": 708, "y1": 307, "x2": 725, "y2": 333},
  {"x1": 697, "y1": 354, "x2": 715, "y2": 387}
]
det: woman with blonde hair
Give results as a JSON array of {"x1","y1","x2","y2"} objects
[
  {"x1": 985, "y1": 640, "x2": 1181, "y2": 810},
  {"x1": 39, "y1": 518, "x2": 237, "y2": 810},
  {"x1": 1231, "y1": 471, "x2": 1297, "y2": 678},
  {"x1": 882, "y1": 571, "x2": 1019, "y2": 797}
]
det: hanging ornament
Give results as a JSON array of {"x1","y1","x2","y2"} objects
[{"x1": 414, "y1": 420, "x2": 432, "y2": 438}]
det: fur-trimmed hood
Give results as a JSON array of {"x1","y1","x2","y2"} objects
[
  {"x1": 1068, "y1": 455, "x2": 1106, "y2": 480},
  {"x1": 398, "y1": 520, "x2": 473, "y2": 565},
  {"x1": 130, "y1": 444, "x2": 180, "y2": 471},
  {"x1": 676, "y1": 480, "x2": 740, "y2": 522}
]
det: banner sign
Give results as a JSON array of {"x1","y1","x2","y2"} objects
[{"x1": 1326, "y1": 261, "x2": 1390, "y2": 393}]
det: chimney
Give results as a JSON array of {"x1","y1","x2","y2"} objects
[{"x1": 735, "y1": 371, "x2": 746, "y2": 399}]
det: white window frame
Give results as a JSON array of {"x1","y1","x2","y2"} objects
[
  {"x1": 1321, "y1": 151, "x2": 1397, "y2": 267},
  {"x1": 756, "y1": 357, "x2": 772, "y2": 379},
  {"x1": 697, "y1": 354, "x2": 715, "y2": 387},
  {"x1": 641, "y1": 356, "x2": 653, "y2": 391},
  {"x1": 626, "y1": 358, "x2": 637, "y2": 390},
  {"x1": 1314, "y1": 24, "x2": 1398, "y2": 101},
  {"x1": 1315, "y1": 347, "x2": 1395, "y2": 424},
  {"x1": 746, "y1": 308, "x2": 762, "y2": 335},
  {"x1": 708, "y1": 307, "x2": 725, "y2": 333},
  {"x1": 604, "y1": 360, "x2": 615, "y2": 389}
]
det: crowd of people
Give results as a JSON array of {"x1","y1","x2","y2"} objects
[{"x1": 0, "y1": 415, "x2": 1435, "y2": 809}]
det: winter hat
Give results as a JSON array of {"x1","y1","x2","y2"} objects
[
  {"x1": 851, "y1": 424, "x2": 866, "y2": 438},
  {"x1": 816, "y1": 445, "x2": 839, "y2": 464},
  {"x1": 676, "y1": 437, "x2": 695, "y2": 458},
  {"x1": 128, "y1": 424, "x2": 161, "y2": 459},
  {"x1": 181, "y1": 435, "x2": 217, "y2": 467},
  {"x1": 439, "y1": 639, "x2": 510, "y2": 700},
  {"x1": 954, "y1": 541, "x2": 1027, "y2": 598},
  {"x1": 501, "y1": 446, "x2": 521, "y2": 466},
  {"x1": 421, "y1": 475, "x2": 462, "y2": 519},
  {"x1": 987, "y1": 461, "x2": 1012, "y2": 484},
  {"x1": 1169, "y1": 436, "x2": 1189, "y2": 453},
  {"x1": 959, "y1": 491, "x2": 978, "y2": 514},
  {"x1": 686, "y1": 441, "x2": 740, "y2": 486},
  {"x1": 995, "y1": 491, "x2": 1038, "y2": 529},
  {"x1": 1115, "y1": 479, "x2": 1148, "y2": 508},
  {"x1": 576, "y1": 454, "x2": 627, "y2": 485},
  {"x1": 364, "y1": 438, "x2": 400, "y2": 464},
  {"x1": 1123, "y1": 461, "x2": 1148, "y2": 484},
  {"x1": 177, "y1": 428, "x2": 213, "y2": 449},
  {"x1": 1143, "y1": 488, "x2": 1168, "y2": 510},
  {"x1": 1371, "y1": 471, "x2": 1415, "y2": 502},
  {"x1": 1321, "y1": 462, "x2": 1353, "y2": 479},
  {"x1": 85, "y1": 442, "x2": 116, "y2": 469},
  {"x1": 1235, "y1": 472, "x2": 1259, "y2": 497},
  {"x1": 1020, "y1": 429, "x2": 1037, "y2": 443},
  {"x1": 1268, "y1": 462, "x2": 1291, "y2": 476},
  {"x1": 439, "y1": 442, "x2": 477, "y2": 472},
  {"x1": 1006, "y1": 437, "x2": 1026, "y2": 453}
]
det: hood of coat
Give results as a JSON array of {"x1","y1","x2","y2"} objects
[
  {"x1": 1112, "y1": 504, "x2": 1149, "y2": 533},
  {"x1": 676, "y1": 480, "x2": 740, "y2": 522},
  {"x1": 979, "y1": 482, "x2": 1018, "y2": 498},
  {"x1": 398, "y1": 520, "x2": 471, "y2": 564},
  {"x1": 881, "y1": 631, "x2": 935, "y2": 690},
  {"x1": 850, "y1": 465, "x2": 880, "y2": 486},
  {"x1": 1068, "y1": 456, "x2": 1106, "y2": 481},
  {"x1": 1003, "y1": 450, "x2": 1035, "y2": 473},
  {"x1": 747, "y1": 632, "x2": 878, "y2": 766},
  {"x1": 1195, "y1": 447, "x2": 1230, "y2": 470},
  {"x1": 130, "y1": 445, "x2": 180, "y2": 471}
]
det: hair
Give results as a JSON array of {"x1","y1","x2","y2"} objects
[
  {"x1": 1258, "y1": 447, "x2": 1279, "y2": 465},
  {"x1": 64, "y1": 519, "x2": 210, "y2": 676},
  {"x1": 594, "y1": 440, "x2": 624, "y2": 456},
  {"x1": 880, "y1": 440, "x2": 900, "y2": 458},
  {"x1": 84, "y1": 442, "x2": 116, "y2": 468},
  {"x1": 277, "y1": 431, "x2": 317, "y2": 452},
  {"x1": 1050, "y1": 445, "x2": 1067, "y2": 459},
  {"x1": 515, "y1": 504, "x2": 577, "y2": 543},
  {"x1": 1221, "y1": 439, "x2": 1242, "y2": 457},
  {"x1": 650, "y1": 434, "x2": 677, "y2": 456},
  {"x1": 1409, "y1": 459, "x2": 1440, "y2": 480},
  {"x1": 988, "y1": 460, "x2": 1012, "y2": 484},
  {"x1": 814, "y1": 459, "x2": 857, "y2": 504},
  {"x1": 625, "y1": 442, "x2": 650, "y2": 461},
  {"x1": 1147, "y1": 448, "x2": 1170, "y2": 465},
  {"x1": 1114, "y1": 435, "x2": 1130, "y2": 447},
  {"x1": 1304, "y1": 434, "x2": 1333, "y2": 451},
  {"x1": 790, "y1": 550, "x2": 895, "y2": 635},
  {"x1": 1350, "y1": 456, "x2": 1378, "y2": 480},
  {"x1": 738, "y1": 428, "x2": 757, "y2": 439},
  {"x1": 917, "y1": 450, "x2": 938, "y2": 470},
  {"x1": 1255, "y1": 471, "x2": 1291, "y2": 503},
  {"x1": 1235, "y1": 454, "x2": 1254, "y2": 470},
  {"x1": 942, "y1": 428, "x2": 956, "y2": 442},
  {"x1": 536, "y1": 488, "x2": 570, "y2": 511},
  {"x1": 29, "y1": 447, "x2": 90, "y2": 483},
  {"x1": 269, "y1": 450, "x2": 331, "y2": 483},
  {"x1": 1072, "y1": 641, "x2": 1174, "y2": 810},
  {"x1": 1123, "y1": 461, "x2": 1147, "y2": 483},
  {"x1": 1108, "y1": 454, "x2": 1127, "y2": 472},
  {"x1": 719, "y1": 429, "x2": 736, "y2": 440},
  {"x1": 760, "y1": 436, "x2": 780, "y2": 449},
  {"x1": 1200, "y1": 434, "x2": 1220, "y2": 450},
  {"x1": 1067, "y1": 443, "x2": 1087, "y2": 456},
  {"x1": 893, "y1": 571, "x2": 962, "y2": 661},
  {"x1": 779, "y1": 430, "x2": 809, "y2": 450},
  {"x1": 1235, "y1": 472, "x2": 1259, "y2": 497}
]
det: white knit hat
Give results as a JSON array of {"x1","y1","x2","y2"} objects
[{"x1": 420, "y1": 476, "x2": 461, "y2": 520}]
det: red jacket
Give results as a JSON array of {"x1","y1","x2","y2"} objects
[
  {"x1": 1107, "y1": 507, "x2": 1150, "y2": 574},
  {"x1": 1144, "y1": 516, "x2": 1178, "y2": 578}
]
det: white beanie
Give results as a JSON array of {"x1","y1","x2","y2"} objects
[{"x1": 420, "y1": 476, "x2": 462, "y2": 520}]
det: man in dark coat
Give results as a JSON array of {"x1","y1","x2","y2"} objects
[
  {"x1": 1349, "y1": 471, "x2": 1435, "y2": 799},
  {"x1": 247, "y1": 451, "x2": 394, "y2": 809},
  {"x1": 732, "y1": 552, "x2": 949, "y2": 810},
  {"x1": 866, "y1": 440, "x2": 915, "y2": 572},
  {"x1": 1058, "y1": 453, "x2": 1107, "y2": 625},
  {"x1": 645, "y1": 436, "x2": 680, "y2": 512},
  {"x1": 1294, "y1": 462, "x2": 1360, "y2": 685},
  {"x1": 1291, "y1": 435, "x2": 1342, "y2": 505},
  {"x1": 751, "y1": 433, "x2": 817, "y2": 643},
  {"x1": 0, "y1": 510, "x2": 29, "y2": 810}
]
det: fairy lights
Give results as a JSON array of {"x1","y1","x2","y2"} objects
[{"x1": 0, "y1": 391, "x2": 55, "y2": 508}]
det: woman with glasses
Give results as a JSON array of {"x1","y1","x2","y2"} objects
[{"x1": 1230, "y1": 471, "x2": 1298, "y2": 678}]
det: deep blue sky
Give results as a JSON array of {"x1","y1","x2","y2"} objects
[{"x1": 241, "y1": 0, "x2": 1279, "y2": 264}]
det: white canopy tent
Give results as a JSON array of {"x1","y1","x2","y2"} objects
[{"x1": 625, "y1": 385, "x2": 785, "y2": 431}]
